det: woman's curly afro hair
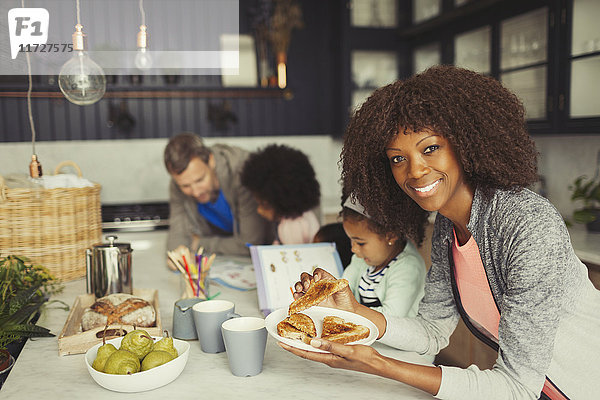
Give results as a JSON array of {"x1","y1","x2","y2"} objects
[
  {"x1": 341, "y1": 65, "x2": 539, "y2": 243},
  {"x1": 241, "y1": 144, "x2": 320, "y2": 219}
]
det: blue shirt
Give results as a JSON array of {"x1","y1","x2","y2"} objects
[{"x1": 197, "y1": 190, "x2": 233, "y2": 233}]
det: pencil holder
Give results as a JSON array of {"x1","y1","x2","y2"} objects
[{"x1": 179, "y1": 270, "x2": 210, "y2": 299}]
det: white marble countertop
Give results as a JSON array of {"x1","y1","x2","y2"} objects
[
  {"x1": 1, "y1": 230, "x2": 434, "y2": 399},
  {"x1": 568, "y1": 226, "x2": 600, "y2": 266}
]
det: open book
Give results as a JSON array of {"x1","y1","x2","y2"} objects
[{"x1": 250, "y1": 243, "x2": 344, "y2": 316}]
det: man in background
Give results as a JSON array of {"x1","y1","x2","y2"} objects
[{"x1": 164, "y1": 133, "x2": 274, "y2": 262}]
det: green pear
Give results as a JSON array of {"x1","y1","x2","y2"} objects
[
  {"x1": 120, "y1": 329, "x2": 154, "y2": 360},
  {"x1": 153, "y1": 331, "x2": 178, "y2": 359},
  {"x1": 92, "y1": 342, "x2": 117, "y2": 372},
  {"x1": 141, "y1": 350, "x2": 175, "y2": 371},
  {"x1": 103, "y1": 349, "x2": 141, "y2": 375}
]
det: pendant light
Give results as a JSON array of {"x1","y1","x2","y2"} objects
[
  {"x1": 21, "y1": 0, "x2": 42, "y2": 177},
  {"x1": 58, "y1": 0, "x2": 106, "y2": 106},
  {"x1": 134, "y1": 0, "x2": 152, "y2": 70}
]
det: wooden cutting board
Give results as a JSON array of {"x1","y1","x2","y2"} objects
[{"x1": 57, "y1": 288, "x2": 162, "y2": 356}]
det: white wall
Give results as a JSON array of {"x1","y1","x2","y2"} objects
[
  {"x1": 534, "y1": 134, "x2": 600, "y2": 218},
  {"x1": 1, "y1": 134, "x2": 598, "y2": 220},
  {"x1": 0, "y1": 136, "x2": 344, "y2": 216}
]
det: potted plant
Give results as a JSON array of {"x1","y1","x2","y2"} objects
[
  {"x1": 569, "y1": 173, "x2": 600, "y2": 232},
  {"x1": 0, "y1": 255, "x2": 63, "y2": 387}
]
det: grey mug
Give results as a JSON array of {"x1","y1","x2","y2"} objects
[
  {"x1": 192, "y1": 299, "x2": 240, "y2": 353},
  {"x1": 221, "y1": 317, "x2": 267, "y2": 377}
]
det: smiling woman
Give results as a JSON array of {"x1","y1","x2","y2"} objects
[
  {"x1": 385, "y1": 131, "x2": 472, "y2": 233},
  {"x1": 280, "y1": 65, "x2": 600, "y2": 400}
]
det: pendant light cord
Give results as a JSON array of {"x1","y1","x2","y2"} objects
[
  {"x1": 22, "y1": 0, "x2": 36, "y2": 155},
  {"x1": 139, "y1": 0, "x2": 146, "y2": 26},
  {"x1": 76, "y1": 0, "x2": 81, "y2": 26}
]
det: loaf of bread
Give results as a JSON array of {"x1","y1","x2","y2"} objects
[{"x1": 81, "y1": 293, "x2": 156, "y2": 331}]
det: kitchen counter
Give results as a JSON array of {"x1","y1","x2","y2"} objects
[
  {"x1": 1, "y1": 231, "x2": 434, "y2": 399},
  {"x1": 568, "y1": 226, "x2": 600, "y2": 266}
]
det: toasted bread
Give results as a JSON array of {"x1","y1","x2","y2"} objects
[
  {"x1": 277, "y1": 313, "x2": 316, "y2": 344},
  {"x1": 321, "y1": 315, "x2": 370, "y2": 344},
  {"x1": 288, "y1": 278, "x2": 349, "y2": 315},
  {"x1": 287, "y1": 313, "x2": 317, "y2": 337}
]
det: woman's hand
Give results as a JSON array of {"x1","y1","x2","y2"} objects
[
  {"x1": 279, "y1": 339, "x2": 442, "y2": 396},
  {"x1": 292, "y1": 268, "x2": 356, "y2": 312},
  {"x1": 279, "y1": 339, "x2": 386, "y2": 375}
]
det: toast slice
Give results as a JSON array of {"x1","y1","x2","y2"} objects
[
  {"x1": 277, "y1": 313, "x2": 317, "y2": 344},
  {"x1": 288, "y1": 278, "x2": 349, "y2": 315},
  {"x1": 321, "y1": 316, "x2": 370, "y2": 344}
]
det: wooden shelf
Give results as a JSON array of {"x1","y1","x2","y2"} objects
[{"x1": 0, "y1": 88, "x2": 291, "y2": 100}]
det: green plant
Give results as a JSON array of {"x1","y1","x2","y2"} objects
[
  {"x1": 0, "y1": 255, "x2": 64, "y2": 350},
  {"x1": 569, "y1": 173, "x2": 600, "y2": 224},
  {"x1": 0, "y1": 284, "x2": 54, "y2": 350}
]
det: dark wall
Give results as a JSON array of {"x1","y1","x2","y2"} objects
[{"x1": 0, "y1": 0, "x2": 343, "y2": 142}]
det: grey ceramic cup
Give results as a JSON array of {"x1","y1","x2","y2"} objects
[
  {"x1": 192, "y1": 299, "x2": 240, "y2": 353},
  {"x1": 173, "y1": 297, "x2": 204, "y2": 340},
  {"x1": 221, "y1": 317, "x2": 267, "y2": 377}
]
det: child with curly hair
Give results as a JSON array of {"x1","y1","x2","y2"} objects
[
  {"x1": 282, "y1": 66, "x2": 600, "y2": 400},
  {"x1": 241, "y1": 144, "x2": 321, "y2": 244},
  {"x1": 340, "y1": 194, "x2": 426, "y2": 318}
]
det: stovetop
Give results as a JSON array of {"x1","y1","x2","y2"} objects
[{"x1": 101, "y1": 202, "x2": 169, "y2": 232}]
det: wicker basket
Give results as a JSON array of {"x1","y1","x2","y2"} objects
[{"x1": 0, "y1": 161, "x2": 102, "y2": 281}]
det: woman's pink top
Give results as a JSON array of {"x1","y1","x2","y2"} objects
[{"x1": 452, "y1": 230, "x2": 500, "y2": 340}]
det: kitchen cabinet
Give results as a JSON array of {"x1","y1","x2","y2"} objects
[
  {"x1": 343, "y1": 0, "x2": 402, "y2": 117},
  {"x1": 399, "y1": 0, "x2": 600, "y2": 134},
  {"x1": 339, "y1": 0, "x2": 405, "y2": 127},
  {"x1": 569, "y1": 0, "x2": 600, "y2": 119},
  {"x1": 351, "y1": 50, "x2": 398, "y2": 111}
]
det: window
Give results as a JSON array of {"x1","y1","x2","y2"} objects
[
  {"x1": 500, "y1": 8, "x2": 548, "y2": 120},
  {"x1": 414, "y1": 42, "x2": 441, "y2": 74},
  {"x1": 351, "y1": 0, "x2": 397, "y2": 28},
  {"x1": 351, "y1": 50, "x2": 398, "y2": 111},
  {"x1": 569, "y1": 0, "x2": 600, "y2": 118},
  {"x1": 413, "y1": 0, "x2": 441, "y2": 24},
  {"x1": 455, "y1": 26, "x2": 491, "y2": 74}
]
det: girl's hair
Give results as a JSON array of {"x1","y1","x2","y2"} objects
[
  {"x1": 313, "y1": 222, "x2": 352, "y2": 269},
  {"x1": 341, "y1": 191, "x2": 413, "y2": 245},
  {"x1": 241, "y1": 144, "x2": 320, "y2": 219},
  {"x1": 341, "y1": 65, "x2": 538, "y2": 240}
]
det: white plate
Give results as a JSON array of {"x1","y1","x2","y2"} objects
[
  {"x1": 84, "y1": 336, "x2": 190, "y2": 393},
  {"x1": 265, "y1": 306, "x2": 378, "y2": 353}
]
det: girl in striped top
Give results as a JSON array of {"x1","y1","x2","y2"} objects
[{"x1": 341, "y1": 196, "x2": 426, "y2": 318}]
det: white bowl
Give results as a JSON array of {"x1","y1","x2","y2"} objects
[{"x1": 85, "y1": 336, "x2": 190, "y2": 392}]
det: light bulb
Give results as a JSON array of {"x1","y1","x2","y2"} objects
[
  {"x1": 58, "y1": 24, "x2": 106, "y2": 106},
  {"x1": 134, "y1": 25, "x2": 153, "y2": 70},
  {"x1": 135, "y1": 47, "x2": 153, "y2": 70}
]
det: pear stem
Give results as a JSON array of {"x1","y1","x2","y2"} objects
[{"x1": 101, "y1": 322, "x2": 109, "y2": 345}]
